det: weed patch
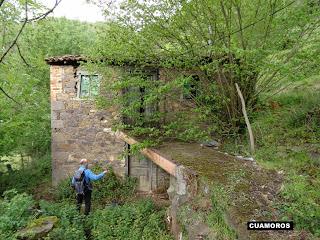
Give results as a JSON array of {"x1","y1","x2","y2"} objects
[
  {"x1": 222, "y1": 89, "x2": 320, "y2": 237},
  {"x1": 55, "y1": 166, "x2": 137, "y2": 206},
  {"x1": 88, "y1": 199, "x2": 172, "y2": 240},
  {"x1": 0, "y1": 154, "x2": 51, "y2": 195}
]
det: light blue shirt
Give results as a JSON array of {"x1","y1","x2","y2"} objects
[{"x1": 71, "y1": 165, "x2": 105, "y2": 188}]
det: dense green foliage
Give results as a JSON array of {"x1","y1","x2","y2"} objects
[
  {"x1": 87, "y1": 2, "x2": 320, "y2": 235},
  {"x1": 0, "y1": 190, "x2": 172, "y2": 240},
  {"x1": 40, "y1": 200, "x2": 86, "y2": 240},
  {"x1": 0, "y1": 0, "x2": 319, "y2": 238},
  {"x1": 0, "y1": 17, "x2": 96, "y2": 158},
  {"x1": 89, "y1": 0, "x2": 320, "y2": 140},
  {"x1": 56, "y1": 166, "x2": 137, "y2": 205},
  {"x1": 0, "y1": 153, "x2": 51, "y2": 194},
  {"x1": 255, "y1": 91, "x2": 320, "y2": 236},
  {"x1": 88, "y1": 199, "x2": 172, "y2": 240},
  {"x1": 207, "y1": 186, "x2": 237, "y2": 239},
  {"x1": 0, "y1": 190, "x2": 35, "y2": 240}
]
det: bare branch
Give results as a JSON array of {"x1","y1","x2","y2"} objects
[
  {"x1": 0, "y1": 0, "x2": 28, "y2": 64},
  {"x1": 0, "y1": 0, "x2": 5, "y2": 8},
  {"x1": 0, "y1": 87, "x2": 20, "y2": 105},
  {"x1": 16, "y1": 43, "x2": 31, "y2": 67},
  {"x1": 27, "y1": 0, "x2": 63, "y2": 22},
  {"x1": 256, "y1": 18, "x2": 320, "y2": 95},
  {"x1": 233, "y1": 0, "x2": 246, "y2": 50},
  {"x1": 0, "y1": 0, "x2": 62, "y2": 64},
  {"x1": 235, "y1": 83, "x2": 255, "y2": 154},
  {"x1": 180, "y1": 0, "x2": 297, "y2": 57}
]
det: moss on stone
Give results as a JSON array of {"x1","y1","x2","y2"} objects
[
  {"x1": 155, "y1": 142, "x2": 294, "y2": 239},
  {"x1": 27, "y1": 216, "x2": 59, "y2": 228},
  {"x1": 16, "y1": 216, "x2": 58, "y2": 240}
]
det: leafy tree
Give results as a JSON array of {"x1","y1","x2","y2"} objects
[
  {"x1": 90, "y1": 0, "x2": 320, "y2": 140},
  {"x1": 0, "y1": 7, "x2": 97, "y2": 159}
]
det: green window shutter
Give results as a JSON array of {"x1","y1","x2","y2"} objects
[
  {"x1": 80, "y1": 75, "x2": 90, "y2": 97},
  {"x1": 90, "y1": 75, "x2": 100, "y2": 96},
  {"x1": 79, "y1": 75, "x2": 100, "y2": 98}
]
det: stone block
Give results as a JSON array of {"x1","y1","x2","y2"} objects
[
  {"x1": 52, "y1": 151, "x2": 69, "y2": 162},
  {"x1": 59, "y1": 112, "x2": 71, "y2": 120},
  {"x1": 56, "y1": 143, "x2": 74, "y2": 151},
  {"x1": 51, "y1": 101, "x2": 65, "y2": 111},
  {"x1": 65, "y1": 119, "x2": 79, "y2": 127},
  {"x1": 65, "y1": 81, "x2": 76, "y2": 89},
  {"x1": 56, "y1": 93, "x2": 69, "y2": 101},
  {"x1": 79, "y1": 119, "x2": 91, "y2": 128},
  {"x1": 51, "y1": 120, "x2": 64, "y2": 129},
  {"x1": 103, "y1": 128, "x2": 112, "y2": 133},
  {"x1": 64, "y1": 87, "x2": 75, "y2": 94},
  {"x1": 51, "y1": 111, "x2": 59, "y2": 120}
]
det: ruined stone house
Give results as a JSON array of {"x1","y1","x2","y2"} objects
[
  {"x1": 46, "y1": 55, "x2": 203, "y2": 191},
  {"x1": 46, "y1": 55, "x2": 291, "y2": 240}
]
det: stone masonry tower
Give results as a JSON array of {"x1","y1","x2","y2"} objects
[{"x1": 46, "y1": 55, "x2": 125, "y2": 185}]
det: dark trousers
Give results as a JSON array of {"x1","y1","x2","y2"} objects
[{"x1": 76, "y1": 189, "x2": 92, "y2": 215}]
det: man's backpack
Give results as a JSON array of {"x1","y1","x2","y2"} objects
[{"x1": 72, "y1": 169, "x2": 86, "y2": 195}]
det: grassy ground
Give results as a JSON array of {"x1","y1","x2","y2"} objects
[{"x1": 223, "y1": 85, "x2": 320, "y2": 237}]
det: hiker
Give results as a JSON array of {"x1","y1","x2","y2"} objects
[{"x1": 71, "y1": 158, "x2": 108, "y2": 215}]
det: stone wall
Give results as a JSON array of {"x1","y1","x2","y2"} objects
[
  {"x1": 50, "y1": 64, "x2": 125, "y2": 184},
  {"x1": 167, "y1": 167, "x2": 216, "y2": 240}
]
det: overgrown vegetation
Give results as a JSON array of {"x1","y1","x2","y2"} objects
[
  {"x1": 55, "y1": 166, "x2": 137, "y2": 206},
  {"x1": 0, "y1": 0, "x2": 319, "y2": 238},
  {"x1": 223, "y1": 87, "x2": 320, "y2": 236},
  {"x1": 0, "y1": 190, "x2": 35, "y2": 239},
  {"x1": 88, "y1": 199, "x2": 172, "y2": 240},
  {"x1": 89, "y1": 0, "x2": 320, "y2": 142},
  {"x1": 39, "y1": 200, "x2": 86, "y2": 240},
  {"x1": 0, "y1": 153, "x2": 51, "y2": 194},
  {"x1": 0, "y1": 167, "x2": 171, "y2": 240},
  {"x1": 207, "y1": 186, "x2": 237, "y2": 239}
]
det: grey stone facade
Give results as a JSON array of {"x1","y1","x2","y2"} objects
[
  {"x1": 48, "y1": 58, "x2": 171, "y2": 191},
  {"x1": 49, "y1": 64, "x2": 125, "y2": 185}
]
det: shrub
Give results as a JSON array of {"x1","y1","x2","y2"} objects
[
  {"x1": 55, "y1": 166, "x2": 137, "y2": 206},
  {"x1": 91, "y1": 166, "x2": 137, "y2": 205},
  {"x1": 0, "y1": 154, "x2": 51, "y2": 194},
  {"x1": 0, "y1": 190, "x2": 35, "y2": 239},
  {"x1": 39, "y1": 200, "x2": 86, "y2": 240},
  {"x1": 224, "y1": 89, "x2": 320, "y2": 237},
  {"x1": 88, "y1": 199, "x2": 172, "y2": 240},
  {"x1": 280, "y1": 175, "x2": 320, "y2": 237},
  {"x1": 54, "y1": 177, "x2": 74, "y2": 202}
]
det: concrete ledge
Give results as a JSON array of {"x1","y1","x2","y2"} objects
[{"x1": 116, "y1": 131, "x2": 178, "y2": 177}]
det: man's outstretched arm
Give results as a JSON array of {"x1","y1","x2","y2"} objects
[{"x1": 86, "y1": 169, "x2": 108, "y2": 181}]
